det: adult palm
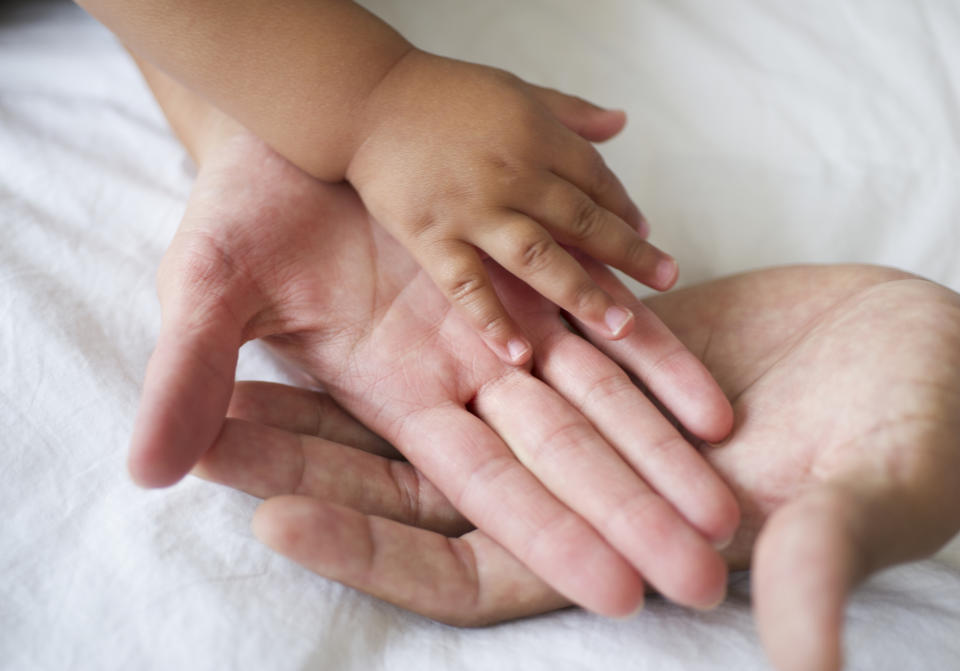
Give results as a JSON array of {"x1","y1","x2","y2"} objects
[
  {"x1": 201, "y1": 264, "x2": 960, "y2": 671},
  {"x1": 129, "y1": 130, "x2": 739, "y2": 616}
]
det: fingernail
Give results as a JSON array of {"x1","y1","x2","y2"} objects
[
  {"x1": 506, "y1": 338, "x2": 530, "y2": 364},
  {"x1": 612, "y1": 598, "x2": 645, "y2": 620},
  {"x1": 713, "y1": 534, "x2": 735, "y2": 551},
  {"x1": 604, "y1": 306, "x2": 634, "y2": 337},
  {"x1": 655, "y1": 256, "x2": 678, "y2": 289},
  {"x1": 697, "y1": 583, "x2": 728, "y2": 612}
]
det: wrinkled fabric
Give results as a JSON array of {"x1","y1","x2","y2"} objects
[{"x1": 1, "y1": 1, "x2": 958, "y2": 669}]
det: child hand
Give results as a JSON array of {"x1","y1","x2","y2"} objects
[{"x1": 347, "y1": 50, "x2": 675, "y2": 365}]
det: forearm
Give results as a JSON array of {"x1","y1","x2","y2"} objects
[{"x1": 79, "y1": 0, "x2": 412, "y2": 179}]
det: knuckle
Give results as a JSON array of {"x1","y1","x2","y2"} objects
[
  {"x1": 166, "y1": 232, "x2": 236, "y2": 294},
  {"x1": 444, "y1": 268, "x2": 487, "y2": 303},
  {"x1": 585, "y1": 151, "x2": 611, "y2": 198},
  {"x1": 526, "y1": 421, "x2": 594, "y2": 466},
  {"x1": 388, "y1": 459, "x2": 424, "y2": 527},
  {"x1": 569, "y1": 279, "x2": 605, "y2": 313},
  {"x1": 160, "y1": 232, "x2": 248, "y2": 329},
  {"x1": 602, "y1": 491, "x2": 672, "y2": 539},
  {"x1": 441, "y1": 266, "x2": 509, "y2": 335},
  {"x1": 580, "y1": 370, "x2": 634, "y2": 410},
  {"x1": 311, "y1": 392, "x2": 341, "y2": 438},
  {"x1": 517, "y1": 235, "x2": 556, "y2": 272},
  {"x1": 625, "y1": 237, "x2": 655, "y2": 266},
  {"x1": 406, "y1": 212, "x2": 439, "y2": 243},
  {"x1": 477, "y1": 311, "x2": 511, "y2": 337},
  {"x1": 569, "y1": 199, "x2": 603, "y2": 241}
]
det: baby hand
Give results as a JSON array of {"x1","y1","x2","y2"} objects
[{"x1": 347, "y1": 50, "x2": 676, "y2": 364}]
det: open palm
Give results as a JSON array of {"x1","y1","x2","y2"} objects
[
  {"x1": 130, "y1": 131, "x2": 740, "y2": 615},
  {"x1": 201, "y1": 263, "x2": 960, "y2": 671}
]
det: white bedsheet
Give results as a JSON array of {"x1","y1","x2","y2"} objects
[{"x1": 2, "y1": 1, "x2": 959, "y2": 669}]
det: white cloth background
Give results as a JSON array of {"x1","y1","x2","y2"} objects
[{"x1": 1, "y1": 1, "x2": 959, "y2": 669}]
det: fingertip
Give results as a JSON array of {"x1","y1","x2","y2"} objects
[
  {"x1": 692, "y1": 575, "x2": 728, "y2": 612},
  {"x1": 652, "y1": 256, "x2": 678, "y2": 291},
  {"x1": 703, "y1": 488, "x2": 741, "y2": 550},
  {"x1": 252, "y1": 495, "x2": 312, "y2": 553},
  {"x1": 581, "y1": 108, "x2": 627, "y2": 142},
  {"x1": 602, "y1": 107, "x2": 627, "y2": 128},
  {"x1": 695, "y1": 394, "x2": 735, "y2": 445},
  {"x1": 587, "y1": 571, "x2": 646, "y2": 618},
  {"x1": 663, "y1": 353, "x2": 734, "y2": 444},
  {"x1": 685, "y1": 548, "x2": 730, "y2": 610},
  {"x1": 251, "y1": 497, "x2": 280, "y2": 544},
  {"x1": 127, "y1": 426, "x2": 189, "y2": 489},
  {"x1": 128, "y1": 462, "x2": 184, "y2": 489},
  {"x1": 609, "y1": 593, "x2": 646, "y2": 620},
  {"x1": 652, "y1": 540, "x2": 729, "y2": 610}
]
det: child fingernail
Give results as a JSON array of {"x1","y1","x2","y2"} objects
[
  {"x1": 604, "y1": 306, "x2": 634, "y2": 337},
  {"x1": 506, "y1": 338, "x2": 530, "y2": 364},
  {"x1": 655, "y1": 256, "x2": 678, "y2": 288}
]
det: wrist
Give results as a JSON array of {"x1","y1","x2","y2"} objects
[{"x1": 345, "y1": 46, "x2": 427, "y2": 187}]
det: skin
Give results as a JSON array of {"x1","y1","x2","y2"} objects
[
  {"x1": 128, "y1": 59, "x2": 960, "y2": 671},
  {"x1": 128, "y1": 68, "x2": 740, "y2": 616},
  {"x1": 75, "y1": 0, "x2": 676, "y2": 363},
  {"x1": 199, "y1": 264, "x2": 960, "y2": 671}
]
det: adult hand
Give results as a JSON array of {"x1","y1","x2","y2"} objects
[
  {"x1": 129, "y1": 128, "x2": 738, "y2": 615},
  {"x1": 198, "y1": 264, "x2": 960, "y2": 671}
]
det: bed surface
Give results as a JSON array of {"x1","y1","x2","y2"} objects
[{"x1": 2, "y1": 1, "x2": 959, "y2": 668}]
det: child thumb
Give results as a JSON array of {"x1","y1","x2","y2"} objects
[{"x1": 529, "y1": 84, "x2": 627, "y2": 142}]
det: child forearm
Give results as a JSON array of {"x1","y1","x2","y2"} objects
[
  {"x1": 131, "y1": 53, "x2": 237, "y2": 166},
  {"x1": 79, "y1": 0, "x2": 412, "y2": 180}
]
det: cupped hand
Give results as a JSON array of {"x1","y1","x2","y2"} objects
[
  {"x1": 200, "y1": 264, "x2": 960, "y2": 671},
  {"x1": 348, "y1": 50, "x2": 676, "y2": 363},
  {"x1": 130, "y1": 128, "x2": 737, "y2": 615}
]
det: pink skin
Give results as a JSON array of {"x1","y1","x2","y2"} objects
[
  {"x1": 129, "y1": 130, "x2": 738, "y2": 616},
  {"x1": 201, "y1": 265, "x2": 960, "y2": 671}
]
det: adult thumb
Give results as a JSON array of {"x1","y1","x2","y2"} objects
[
  {"x1": 751, "y1": 476, "x2": 960, "y2": 671},
  {"x1": 128, "y1": 234, "x2": 256, "y2": 488},
  {"x1": 751, "y1": 486, "x2": 863, "y2": 671}
]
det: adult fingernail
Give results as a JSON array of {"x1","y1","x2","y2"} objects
[
  {"x1": 696, "y1": 583, "x2": 728, "y2": 612},
  {"x1": 612, "y1": 597, "x2": 645, "y2": 620},
  {"x1": 713, "y1": 533, "x2": 735, "y2": 552},
  {"x1": 506, "y1": 338, "x2": 530, "y2": 364},
  {"x1": 604, "y1": 306, "x2": 634, "y2": 337}
]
